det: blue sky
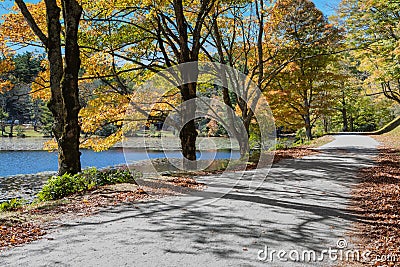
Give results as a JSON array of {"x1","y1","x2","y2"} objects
[
  {"x1": 312, "y1": 0, "x2": 341, "y2": 16},
  {"x1": 0, "y1": 0, "x2": 341, "y2": 17},
  {"x1": 0, "y1": 0, "x2": 340, "y2": 54},
  {"x1": 0, "y1": 1, "x2": 13, "y2": 17},
  {"x1": 0, "y1": 0, "x2": 40, "y2": 17},
  {"x1": 0, "y1": 0, "x2": 341, "y2": 55}
]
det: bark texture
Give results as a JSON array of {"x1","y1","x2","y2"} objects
[{"x1": 16, "y1": 0, "x2": 83, "y2": 175}]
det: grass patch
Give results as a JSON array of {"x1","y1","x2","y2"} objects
[
  {"x1": 373, "y1": 125, "x2": 400, "y2": 149},
  {"x1": 270, "y1": 135, "x2": 334, "y2": 151},
  {"x1": 300, "y1": 135, "x2": 335, "y2": 148},
  {"x1": 2, "y1": 126, "x2": 45, "y2": 138},
  {"x1": 21, "y1": 129, "x2": 46, "y2": 137}
]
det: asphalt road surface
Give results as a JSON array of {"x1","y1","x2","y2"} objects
[{"x1": 1, "y1": 135, "x2": 379, "y2": 266}]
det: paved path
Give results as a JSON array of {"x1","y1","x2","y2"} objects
[{"x1": 1, "y1": 135, "x2": 379, "y2": 266}]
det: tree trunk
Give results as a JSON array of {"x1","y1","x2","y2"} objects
[
  {"x1": 238, "y1": 135, "x2": 250, "y2": 158},
  {"x1": 58, "y1": 0, "x2": 82, "y2": 174},
  {"x1": 341, "y1": 92, "x2": 348, "y2": 132},
  {"x1": 179, "y1": 120, "x2": 197, "y2": 161},
  {"x1": 9, "y1": 119, "x2": 13, "y2": 137},
  {"x1": 349, "y1": 116, "x2": 354, "y2": 132},
  {"x1": 212, "y1": 21, "x2": 249, "y2": 158},
  {"x1": 304, "y1": 115, "x2": 312, "y2": 140},
  {"x1": 16, "y1": 0, "x2": 83, "y2": 175},
  {"x1": 323, "y1": 117, "x2": 329, "y2": 133},
  {"x1": 45, "y1": 0, "x2": 82, "y2": 175},
  {"x1": 342, "y1": 108, "x2": 348, "y2": 132},
  {"x1": 179, "y1": 82, "x2": 197, "y2": 161},
  {"x1": 174, "y1": 0, "x2": 199, "y2": 162}
]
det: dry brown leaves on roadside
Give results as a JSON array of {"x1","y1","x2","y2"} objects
[
  {"x1": 273, "y1": 148, "x2": 319, "y2": 164},
  {"x1": 0, "y1": 185, "x2": 149, "y2": 250},
  {"x1": 352, "y1": 148, "x2": 400, "y2": 266},
  {"x1": 0, "y1": 222, "x2": 45, "y2": 249},
  {"x1": 0, "y1": 177, "x2": 205, "y2": 250},
  {"x1": 166, "y1": 177, "x2": 205, "y2": 189}
]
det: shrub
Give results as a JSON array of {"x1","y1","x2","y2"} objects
[
  {"x1": 249, "y1": 150, "x2": 261, "y2": 163},
  {"x1": 16, "y1": 125, "x2": 26, "y2": 138},
  {"x1": 37, "y1": 172, "x2": 95, "y2": 201},
  {"x1": 270, "y1": 138, "x2": 291, "y2": 150},
  {"x1": 249, "y1": 128, "x2": 261, "y2": 150},
  {"x1": 0, "y1": 198, "x2": 26, "y2": 212},
  {"x1": 37, "y1": 167, "x2": 141, "y2": 201},
  {"x1": 94, "y1": 168, "x2": 139, "y2": 186},
  {"x1": 295, "y1": 128, "x2": 307, "y2": 144},
  {"x1": 294, "y1": 139, "x2": 310, "y2": 146},
  {"x1": 272, "y1": 142, "x2": 287, "y2": 150}
]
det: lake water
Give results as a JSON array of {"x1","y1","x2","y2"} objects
[{"x1": 0, "y1": 149, "x2": 240, "y2": 177}]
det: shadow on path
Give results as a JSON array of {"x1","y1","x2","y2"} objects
[{"x1": 1, "y1": 135, "x2": 379, "y2": 267}]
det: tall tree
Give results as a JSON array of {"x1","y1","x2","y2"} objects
[
  {"x1": 80, "y1": 0, "x2": 216, "y2": 161},
  {"x1": 0, "y1": 33, "x2": 15, "y2": 135},
  {"x1": 0, "y1": 52, "x2": 44, "y2": 126},
  {"x1": 268, "y1": 0, "x2": 341, "y2": 139},
  {"x1": 8, "y1": 0, "x2": 83, "y2": 174},
  {"x1": 206, "y1": 0, "x2": 292, "y2": 156},
  {"x1": 328, "y1": 53, "x2": 366, "y2": 132},
  {"x1": 11, "y1": 52, "x2": 43, "y2": 84},
  {"x1": 339, "y1": 0, "x2": 400, "y2": 104}
]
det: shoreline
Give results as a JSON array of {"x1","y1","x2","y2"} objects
[
  {"x1": 0, "y1": 137, "x2": 51, "y2": 151},
  {"x1": 0, "y1": 136, "x2": 240, "y2": 151}
]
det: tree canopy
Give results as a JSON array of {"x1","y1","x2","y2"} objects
[{"x1": 0, "y1": 0, "x2": 398, "y2": 174}]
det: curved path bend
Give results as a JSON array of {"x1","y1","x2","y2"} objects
[{"x1": 1, "y1": 135, "x2": 379, "y2": 266}]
